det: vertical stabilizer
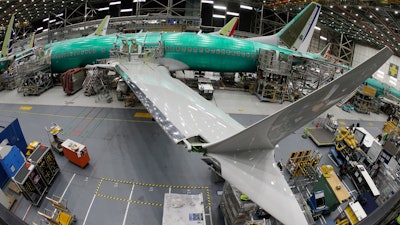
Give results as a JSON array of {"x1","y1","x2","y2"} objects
[
  {"x1": 92, "y1": 15, "x2": 110, "y2": 36},
  {"x1": 29, "y1": 33, "x2": 35, "y2": 48},
  {"x1": 218, "y1": 17, "x2": 239, "y2": 37},
  {"x1": 319, "y1": 43, "x2": 332, "y2": 59},
  {"x1": 1, "y1": 14, "x2": 15, "y2": 57},
  {"x1": 248, "y1": 2, "x2": 321, "y2": 52},
  {"x1": 209, "y1": 17, "x2": 239, "y2": 37}
]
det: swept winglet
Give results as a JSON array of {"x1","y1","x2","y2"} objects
[
  {"x1": 1, "y1": 14, "x2": 15, "y2": 57},
  {"x1": 205, "y1": 47, "x2": 393, "y2": 225},
  {"x1": 248, "y1": 2, "x2": 321, "y2": 52},
  {"x1": 92, "y1": 15, "x2": 110, "y2": 36}
]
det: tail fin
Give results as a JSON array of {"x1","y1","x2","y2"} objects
[
  {"x1": 91, "y1": 15, "x2": 110, "y2": 36},
  {"x1": 248, "y1": 2, "x2": 321, "y2": 52},
  {"x1": 29, "y1": 33, "x2": 35, "y2": 48},
  {"x1": 319, "y1": 43, "x2": 332, "y2": 59},
  {"x1": 205, "y1": 47, "x2": 393, "y2": 225},
  {"x1": 218, "y1": 17, "x2": 239, "y2": 36},
  {"x1": 1, "y1": 14, "x2": 15, "y2": 57},
  {"x1": 209, "y1": 17, "x2": 239, "y2": 37}
]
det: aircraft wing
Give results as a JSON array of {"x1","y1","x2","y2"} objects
[{"x1": 115, "y1": 61, "x2": 245, "y2": 144}]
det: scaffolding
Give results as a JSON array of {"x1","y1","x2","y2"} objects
[{"x1": 286, "y1": 149, "x2": 322, "y2": 181}]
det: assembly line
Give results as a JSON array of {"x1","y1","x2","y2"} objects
[{"x1": 0, "y1": 1, "x2": 399, "y2": 225}]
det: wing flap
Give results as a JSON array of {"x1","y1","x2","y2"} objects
[{"x1": 115, "y1": 61, "x2": 244, "y2": 144}]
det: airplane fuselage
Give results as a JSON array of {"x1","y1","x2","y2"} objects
[{"x1": 47, "y1": 32, "x2": 299, "y2": 73}]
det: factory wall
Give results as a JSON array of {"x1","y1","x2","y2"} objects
[{"x1": 353, "y1": 44, "x2": 400, "y2": 91}]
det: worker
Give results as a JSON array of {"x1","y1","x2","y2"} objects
[
  {"x1": 370, "y1": 161, "x2": 382, "y2": 178},
  {"x1": 240, "y1": 194, "x2": 249, "y2": 201}
]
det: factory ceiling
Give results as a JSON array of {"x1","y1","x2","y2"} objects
[{"x1": 0, "y1": 0, "x2": 398, "y2": 56}]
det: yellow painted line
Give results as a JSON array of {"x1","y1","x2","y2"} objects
[
  {"x1": 339, "y1": 121, "x2": 347, "y2": 126},
  {"x1": 19, "y1": 106, "x2": 32, "y2": 111},
  {"x1": 205, "y1": 187, "x2": 211, "y2": 209},
  {"x1": 134, "y1": 112, "x2": 152, "y2": 118},
  {"x1": 101, "y1": 177, "x2": 208, "y2": 189},
  {"x1": 96, "y1": 193, "x2": 163, "y2": 207},
  {"x1": 237, "y1": 109, "x2": 245, "y2": 112},
  {"x1": 95, "y1": 179, "x2": 104, "y2": 195},
  {"x1": 0, "y1": 109, "x2": 155, "y2": 124}
]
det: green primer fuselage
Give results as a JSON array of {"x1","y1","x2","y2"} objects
[{"x1": 47, "y1": 32, "x2": 299, "y2": 73}]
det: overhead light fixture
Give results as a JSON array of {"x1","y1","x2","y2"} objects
[
  {"x1": 121, "y1": 8, "x2": 133, "y2": 12},
  {"x1": 201, "y1": 0, "x2": 213, "y2": 4},
  {"x1": 133, "y1": 0, "x2": 145, "y2": 2},
  {"x1": 376, "y1": 7, "x2": 379, "y2": 11},
  {"x1": 213, "y1": 14, "x2": 225, "y2": 19},
  {"x1": 49, "y1": 19, "x2": 56, "y2": 23},
  {"x1": 56, "y1": 13, "x2": 63, "y2": 17},
  {"x1": 43, "y1": 28, "x2": 48, "y2": 32},
  {"x1": 42, "y1": 17, "x2": 49, "y2": 22},
  {"x1": 358, "y1": 6, "x2": 362, "y2": 9},
  {"x1": 37, "y1": 26, "x2": 43, "y2": 31},
  {"x1": 110, "y1": 1, "x2": 121, "y2": 5},
  {"x1": 320, "y1": 36, "x2": 327, "y2": 41},
  {"x1": 97, "y1": 7, "x2": 109, "y2": 11},
  {"x1": 314, "y1": 26, "x2": 321, "y2": 30},
  {"x1": 395, "y1": 11, "x2": 399, "y2": 14},
  {"x1": 240, "y1": 5, "x2": 252, "y2": 10},
  {"x1": 214, "y1": 5, "x2": 226, "y2": 10},
  {"x1": 227, "y1": 11, "x2": 239, "y2": 16}
]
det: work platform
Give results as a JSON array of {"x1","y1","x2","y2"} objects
[{"x1": 308, "y1": 128, "x2": 335, "y2": 146}]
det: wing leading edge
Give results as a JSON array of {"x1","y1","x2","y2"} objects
[{"x1": 115, "y1": 61, "x2": 244, "y2": 144}]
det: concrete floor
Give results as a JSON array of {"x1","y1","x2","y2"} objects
[{"x1": 0, "y1": 87, "x2": 391, "y2": 225}]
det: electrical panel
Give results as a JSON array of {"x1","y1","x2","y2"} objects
[
  {"x1": 28, "y1": 147, "x2": 59, "y2": 185},
  {"x1": 13, "y1": 164, "x2": 47, "y2": 206}
]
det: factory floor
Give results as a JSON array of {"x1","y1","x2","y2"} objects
[{"x1": 0, "y1": 86, "x2": 390, "y2": 225}]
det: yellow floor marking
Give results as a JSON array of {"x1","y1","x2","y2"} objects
[
  {"x1": 237, "y1": 109, "x2": 245, "y2": 112},
  {"x1": 134, "y1": 112, "x2": 152, "y2": 118},
  {"x1": 97, "y1": 177, "x2": 211, "y2": 208},
  {"x1": 368, "y1": 122, "x2": 375, "y2": 127},
  {"x1": 19, "y1": 106, "x2": 32, "y2": 111},
  {"x1": 339, "y1": 121, "x2": 347, "y2": 126}
]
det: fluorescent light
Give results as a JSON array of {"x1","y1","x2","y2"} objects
[
  {"x1": 320, "y1": 36, "x2": 327, "y2": 41},
  {"x1": 97, "y1": 7, "x2": 109, "y2": 11},
  {"x1": 240, "y1": 4, "x2": 252, "y2": 10},
  {"x1": 314, "y1": 26, "x2": 321, "y2": 30},
  {"x1": 133, "y1": 0, "x2": 145, "y2": 2},
  {"x1": 121, "y1": 8, "x2": 133, "y2": 12},
  {"x1": 201, "y1": 0, "x2": 213, "y2": 4},
  {"x1": 109, "y1": 1, "x2": 121, "y2": 5},
  {"x1": 213, "y1": 5, "x2": 226, "y2": 10},
  {"x1": 227, "y1": 11, "x2": 239, "y2": 16},
  {"x1": 213, "y1": 14, "x2": 225, "y2": 19},
  {"x1": 42, "y1": 17, "x2": 49, "y2": 22},
  {"x1": 43, "y1": 28, "x2": 48, "y2": 32},
  {"x1": 49, "y1": 19, "x2": 56, "y2": 23},
  {"x1": 37, "y1": 26, "x2": 43, "y2": 31},
  {"x1": 56, "y1": 13, "x2": 63, "y2": 17}
]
